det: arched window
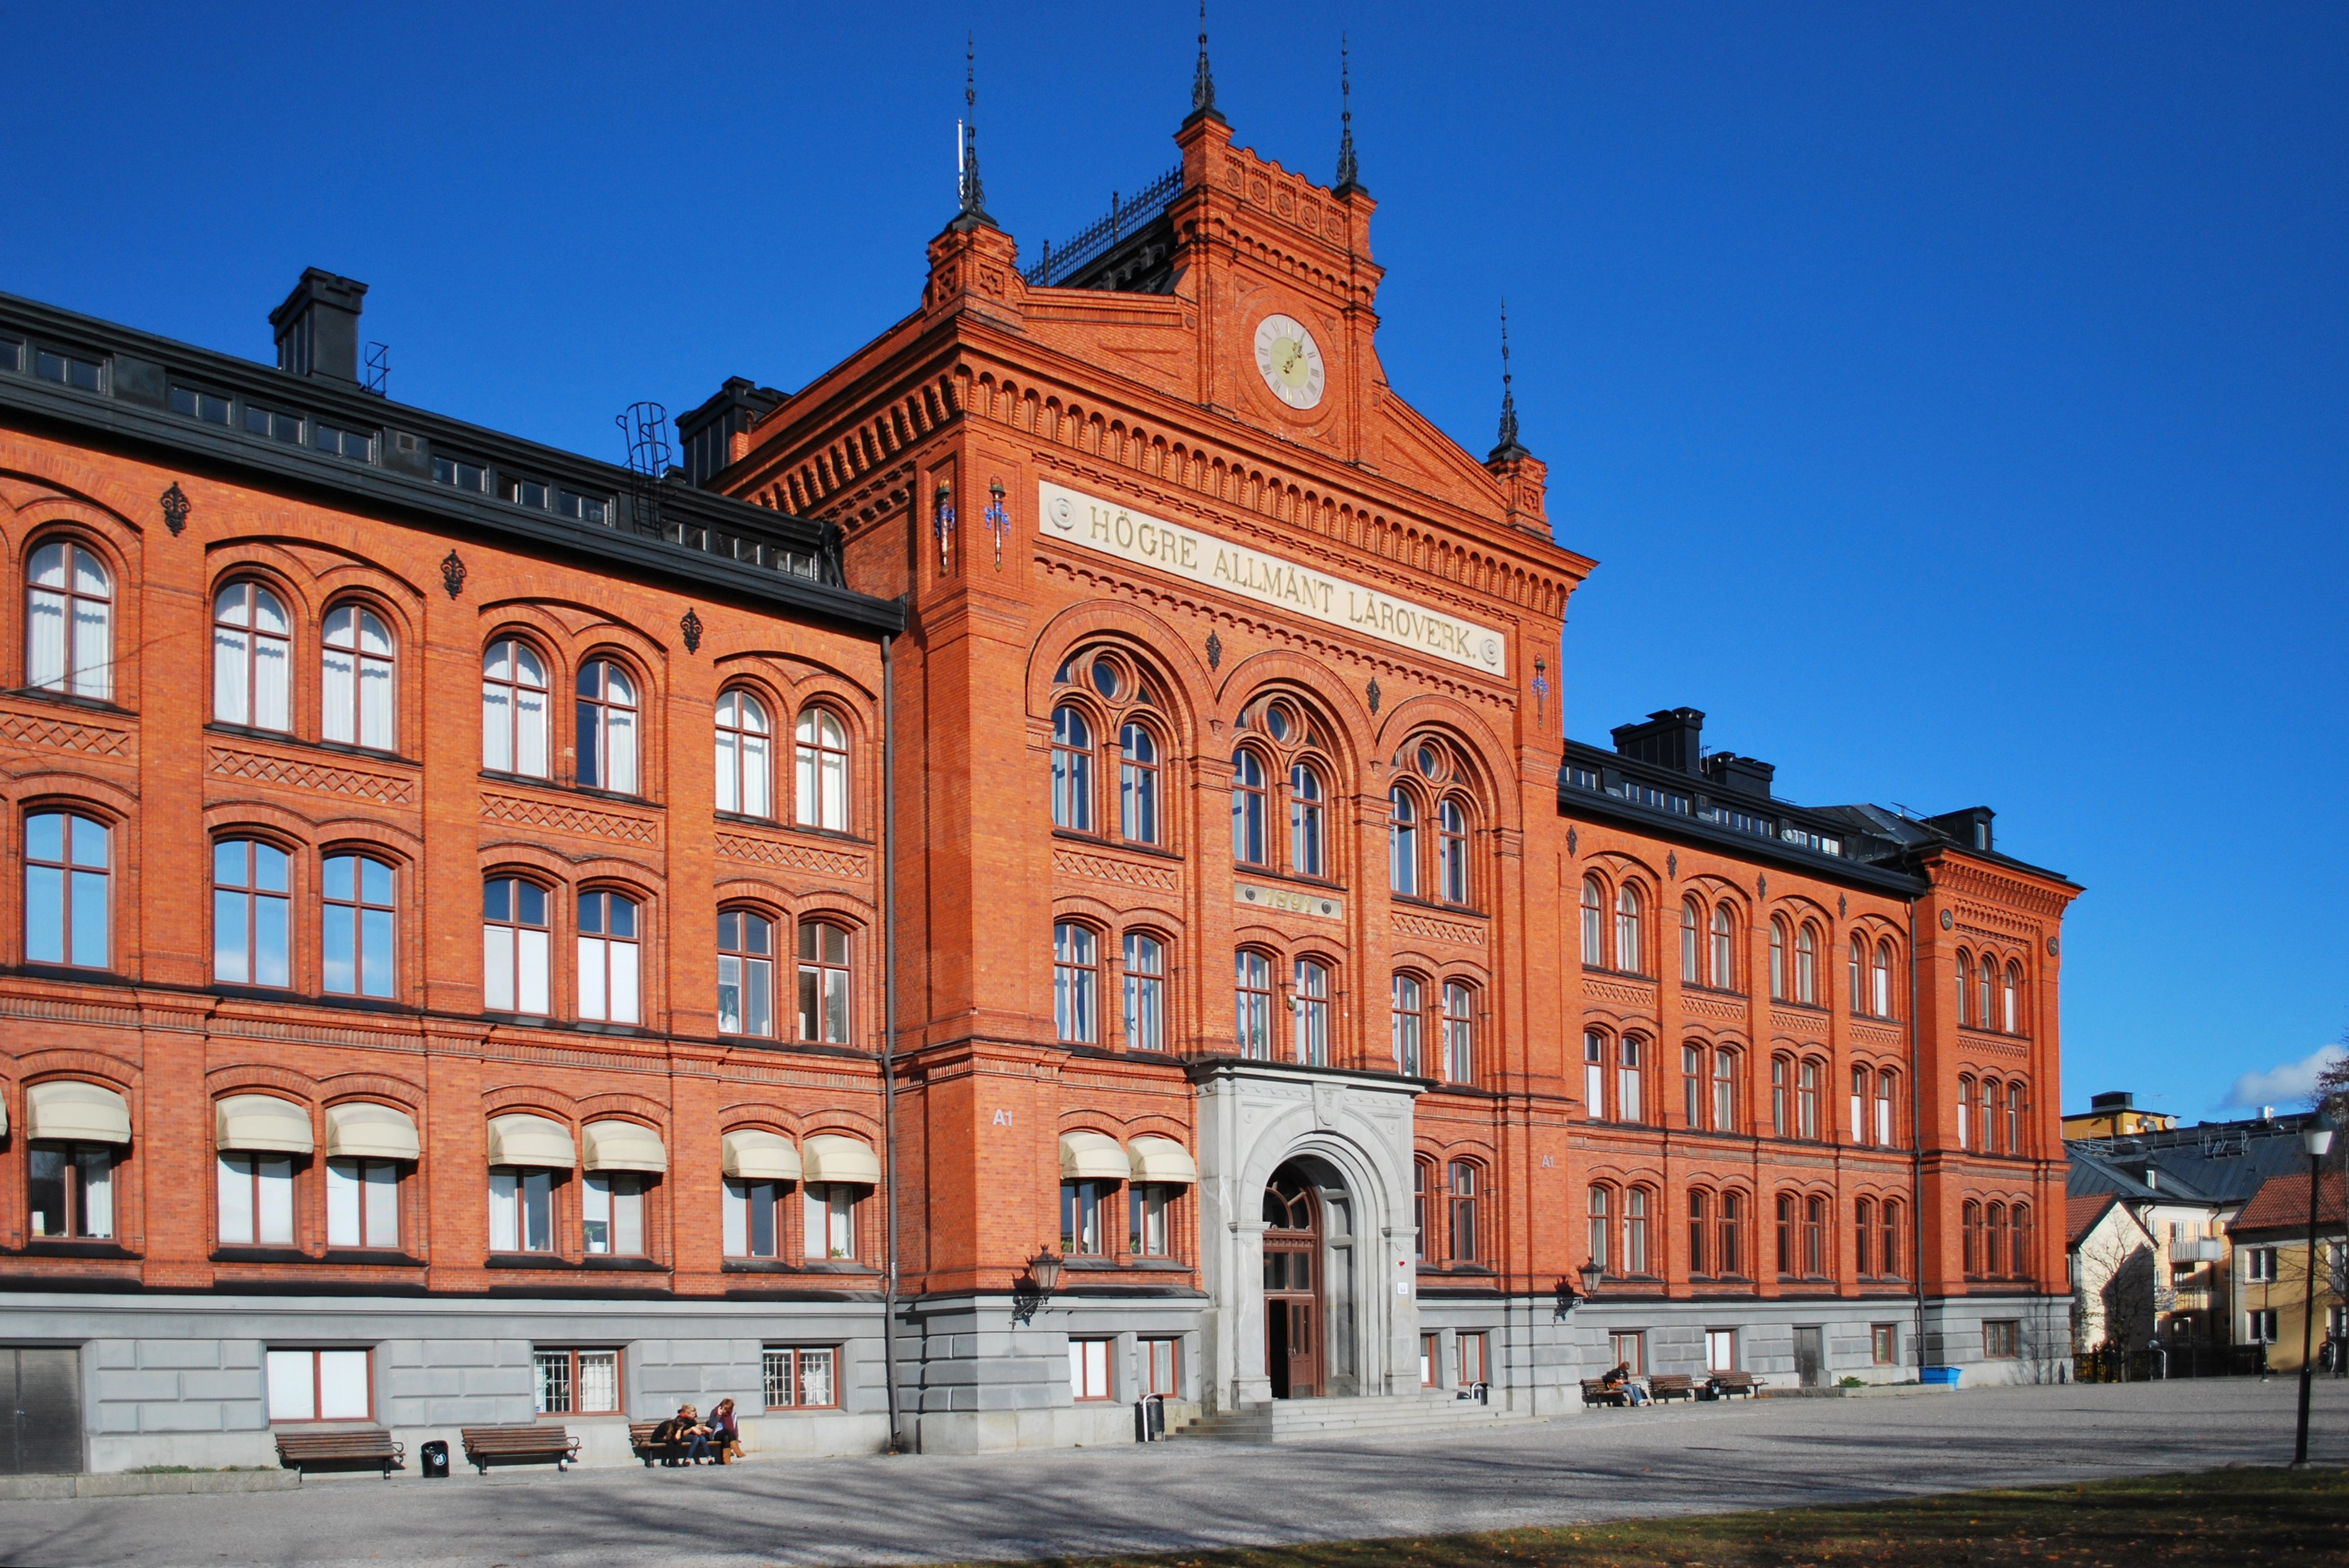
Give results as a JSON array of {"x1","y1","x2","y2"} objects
[
  {"x1": 1710, "y1": 905, "x2": 1735, "y2": 989},
  {"x1": 1054, "y1": 922, "x2": 1097, "y2": 1043},
  {"x1": 2006, "y1": 1081, "x2": 2024, "y2": 1154},
  {"x1": 1413, "y1": 1159, "x2": 1433, "y2": 1259},
  {"x1": 717, "y1": 909, "x2": 774, "y2": 1036},
  {"x1": 212, "y1": 838, "x2": 290, "y2": 988},
  {"x1": 1292, "y1": 957, "x2": 1329, "y2": 1065},
  {"x1": 1683, "y1": 1043, "x2": 1704, "y2": 1127},
  {"x1": 1980, "y1": 1078, "x2": 2001, "y2": 1154},
  {"x1": 1802, "y1": 1195, "x2": 1827, "y2": 1278},
  {"x1": 1388, "y1": 789, "x2": 1419, "y2": 895},
  {"x1": 1881, "y1": 1198, "x2": 1903, "y2": 1279},
  {"x1": 1449, "y1": 1161, "x2": 1480, "y2": 1262},
  {"x1": 1978, "y1": 954, "x2": 1996, "y2": 1031},
  {"x1": 2010, "y1": 1201, "x2": 2032, "y2": 1278},
  {"x1": 1770, "y1": 1056, "x2": 1789, "y2": 1137},
  {"x1": 2002, "y1": 961, "x2": 2021, "y2": 1034},
  {"x1": 1289, "y1": 762, "x2": 1325, "y2": 876},
  {"x1": 1580, "y1": 877, "x2": 1604, "y2": 965},
  {"x1": 1855, "y1": 1196, "x2": 1876, "y2": 1276},
  {"x1": 575, "y1": 889, "x2": 641, "y2": 1023},
  {"x1": 1437, "y1": 799, "x2": 1470, "y2": 904},
  {"x1": 1713, "y1": 1048, "x2": 1738, "y2": 1131},
  {"x1": 797, "y1": 920, "x2": 852, "y2": 1043},
  {"x1": 1230, "y1": 749, "x2": 1267, "y2": 865},
  {"x1": 1962, "y1": 1200, "x2": 1984, "y2": 1276},
  {"x1": 1956, "y1": 951, "x2": 1974, "y2": 1026},
  {"x1": 1441, "y1": 981, "x2": 1474, "y2": 1084},
  {"x1": 1873, "y1": 941, "x2": 1895, "y2": 1018},
  {"x1": 1390, "y1": 973, "x2": 1424, "y2": 1076},
  {"x1": 1769, "y1": 918, "x2": 1788, "y2": 1000},
  {"x1": 213, "y1": 581, "x2": 291, "y2": 730},
  {"x1": 321, "y1": 604, "x2": 395, "y2": 749},
  {"x1": 323, "y1": 853, "x2": 396, "y2": 998},
  {"x1": 1051, "y1": 707, "x2": 1094, "y2": 830},
  {"x1": 1795, "y1": 923, "x2": 1819, "y2": 1004},
  {"x1": 1957, "y1": 1074, "x2": 1976, "y2": 1149},
  {"x1": 1848, "y1": 935, "x2": 1866, "y2": 1011},
  {"x1": 482, "y1": 878, "x2": 550, "y2": 1014},
  {"x1": 1688, "y1": 1188, "x2": 1712, "y2": 1275},
  {"x1": 1774, "y1": 1194, "x2": 1796, "y2": 1276},
  {"x1": 1235, "y1": 948, "x2": 1273, "y2": 1059},
  {"x1": 1875, "y1": 1071, "x2": 1897, "y2": 1147},
  {"x1": 1587, "y1": 1185, "x2": 1612, "y2": 1273},
  {"x1": 24, "y1": 810, "x2": 108, "y2": 969},
  {"x1": 1850, "y1": 1065, "x2": 1870, "y2": 1143},
  {"x1": 1583, "y1": 1031, "x2": 1606, "y2": 1116},
  {"x1": 796, "y1": 707, "x2": 851, "y2": 830},
  {"x1": 1720, "y1": 1190, "x2": 1745, "y2": 1276},
  {"x1": 1615, "y1": 1035, "x2": 1645, "y2": 1123},
  {"x1": 1797, "y1": 1059, "x2": 1821, "y2": 1139},
  {"x1": 1614, "y1": 884, "x2": 1644, "y2": 973},
  {"x1": 482, "y1": 639, "x2": 549, "y2": 777},
  {"x1": 1986, "y1": 1202, "x2": 2010, "y2": 1279},
  {"x1": 25, "y1": 540, "x2": 112, "y2": 699},
  {"x1": 575, "y1": 660, "x2": 638, "y2": 793},
  {"x1": 715, "y1": 690, "x2": 772, "y2": 817},
  {"x1": 1624, "y1": 1187, "x2": 1651, "y2": 1275},
  {"x1": 1681, "y1": 899, "x2": 1701, "y2": 983},
  {"x1": 1124, "y1": 933, "x2": 1166, "y2": 1052},
  {"x1": 1119, "y1": 723, "x2": 1159, "y2": 844}
]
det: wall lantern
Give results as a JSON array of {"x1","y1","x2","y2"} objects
[{"x1": 1012, "y1": 1248, "x2": 1064, "y2": 1325}]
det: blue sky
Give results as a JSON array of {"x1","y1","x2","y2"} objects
[{"x1": 7, "y1": 4, "x2": 2343, "y2": 1121}]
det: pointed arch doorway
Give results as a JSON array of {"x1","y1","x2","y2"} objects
[{"x1": 1264, "y1": 1162, "x2": 1325, "y2": 1398}]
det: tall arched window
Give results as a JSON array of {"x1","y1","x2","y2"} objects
[
  {"x1": 1880, "y1": 1198, "x2": 1902, "y2": 1279},
  {"x1": 1962, "y1": 1199, "x2": 1984, "y2": 1276},
  {"x1": 1413, "y1": 1159, "x2": 1433, "y2": 1260},
  {"x1": 1053, "y1": 922, "x2": 1098, "y2": 1043},
  {"x1": 25, "y1": 809, "x2": 113, "y2": 969},
  {"x1": 2010, "y1": 1201, "x2": 2031, "y2": 1278},
  {"x1": 1849, "y1": 1065, "x2": 1870, "y2": 1143},
  {"x1": 213, "y1": 581, "x2": 291, "y2": 731},
  {"x1": 1119, "y1": 723, "x2": 1159, "y2": 844},
  {"x1": 1986, "y1": 1202, "x2": 2010, "y2": 1279},
  {"x1": 1956, "y1": 951, "x2": 1974, "y2": 1026},
  {"x1": 575, "y1": 660, "x2": 638, "y2": 793},
  {"x1": 1124, "y1": 933, "x2": 1166, "y2": 1051},
  {"x1": 1624, "y1": 1187, "x2": 1650, "y2": 1275},
  {"x1": 1802, "y1": 1195, "x2": 1827, "y2": 1277},
  {"x1": 1769, "y1": 918, "x2": 1788, "y2": 1000},
  {"x1": 1614, "y1": 884, "x2": 1644, "y2": 973},
  {"x1": 1980, "y1": 1078, "x2": 2000, "y2": 1154},
  {"x1": 212, "y1": 838, "x2": 290, "y2": 988},
  {"x1": 1713, "y1": 1049, "x2": 1737, "y2": 1131},
  {"x1": 1875, "y1": 1071, "x2": 1897, "y2": 1146},
  {"x1": 1580, "y1": 877, "x2": 1604, "y2": 965},
  {"x1": 1957, "y1": 1074, "x2": 1976, "y2": 1149},
  {"x1": 1873, "y1": 941, "x2": 1895, "y2": 1017},
  {"x1": 1855, "y1": 1196, "x2": 1876, "y2": 1276},
  {"x1": 1720, "y1": 1190, "x2": 1744, "y2": 1276},
  {"x1": 2006, "y1": 1080, "x2": 2024, "y2": 1154},
  {"x1": 715, "y1": 690, "x2": 772, "y2": 817},
  {"x1": 1680, "y1": 899, "x2": 1701, "y2": 983},
  {"x1": 1587, "y1": 1185, "x2": 1612, "y2": 1273},
  {"x1": 1051, "y1": 707, "x2": 1094, "y2": 830},
  {"x1": 1292, "y1": 958, "x2": 1329, "y2": 1065},
  {"x1": 1849, "y1": 935, "x2": 1866, "y2": 1012},
  {"x1": 716, "y1": 909, "x2": 774, "y2": 1036},
  {"x1": 1775, "y1": 1193, "x2": 1796, "y2": 1276},
  {"x1": 1389, "y1": 789, "x2": 1419, "y2": 895},
  {"x1": 1796, "y1": 1058, "x2": 1820, "y2": 1139},
  {"x1": 796, "y1": 708, "x2": 851, "y2": 830},
  {"x1": 1441, "y1": 981, "x2": 1474, "y2": 1084},
  {"x1": 1683, "y1": 1044, "x2": 1704, "y2": 1127},
  {"x1": 482, "y1": 639, "x2": 549, "y2": 777},
  {"x1": 1437, "y1": 799, "x2": 1470, "y2": 904},
  {"x1": 322, "y1": 853, "x2": 396, "y2": 998},
  {"x1": 575, "y1": 889, "x2": 641, "y2": 1023},
  {"x1": 482, "y1": 877, "x2": 550, "y2": 1014},
  {"x1": 1617, "y1": 1036, "x2": 1644, "y2": 1123},
  {"x1": 1390, "y1": 973, "x2": 1424, "y2": 1075},
  {"x1": 1688, "y1": 1188, "x2": 1712, "y2": 1275},
  {"x1": 797, "y1": 920, "x2": 851, "y2": 1043},
  {"x1": 25, "y1": 541, "x2": 112, "y2": 699},
  {"x1": 320, "y1": 604, "x2": 394, "y2": 750},
  {"x1": 1289, "y1": 762, "x2": 1325, "y2": 876},
  {"x1": 1795, "y1": 923, "x2": 1819, "y2": 1004},
  {"x1": 1710, "y1": 905, "x2": 1735, "y2": 989},
  {"x1": 1230, "y1": 749, "x2": 1267, "y2": 865},
  {"x1": 2002, "y1": 961, "x2": 2021, "y2": 1034},
  {"x1": 1235, "y1": 949, "x2": 1273, "y2": 1059},
  {"x1": 1770, "y1": 1056, "x2": 1789, "y2": 1137},
  {"x1": 1977, "y1": 954, "x2": 1996, "y2": 1030},
  {"x1": 1449, "y1": 1162, "x2": 1480, "y2": 1262},
  {"x1": 1583, "y1": 1031, "x2": 1606, "y2": 1116}
]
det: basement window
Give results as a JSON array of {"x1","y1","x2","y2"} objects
[
  {"x1": 432, "y1": 455, "x2": 488, "y2": 492},
  {"x1": 170, "y1": 385, "x2": 233, "y2": 425}
]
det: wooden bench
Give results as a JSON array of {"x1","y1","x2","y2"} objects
[
  {"x1": 274, "y1": 1427, "x2": 405, "y2": 1478},
  {"x1": 1648, "y1": 1374, "x2": 1698, "y2": 1403},
  {"x1": 628, "y1": 1420, "x2": 667, "y2": 1466},
  {"x1": 1708, "y1": 1370, "x2": 1765, "y2": 1398},
  {"x1": 460, "y1": 1423, "x2": 580, "y2": 1473},
  {"x1": 1580, "y1": 1378, "x2": 1628, "y2": 1408}
]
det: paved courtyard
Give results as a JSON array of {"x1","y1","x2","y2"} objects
[{"x1": 2, "y1": 1379, "x2": 2342, "y2": 1568}]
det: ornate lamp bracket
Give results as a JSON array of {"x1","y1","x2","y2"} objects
[{"x1": 983, "y1": 478, "x2": 1011, "y2": 568}]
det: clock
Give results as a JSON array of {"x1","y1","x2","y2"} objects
[{"x1": 1253, "y1": 313, "x2": 1327, "y2": 411}]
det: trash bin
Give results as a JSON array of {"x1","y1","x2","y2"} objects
[{"x1": 420, "y1": 1439, "x2": 450, "y2": 1478}]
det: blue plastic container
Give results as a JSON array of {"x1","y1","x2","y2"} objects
[{"x1": 1920, "y1": 1365, "x2": 1962, "y2": 1386}]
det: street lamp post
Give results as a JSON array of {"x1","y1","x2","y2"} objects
[{"x1": 2293, "y1": 1112, "x2": 2335, "y2": 1468}]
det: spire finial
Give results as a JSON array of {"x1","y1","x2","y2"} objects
[
  {"x1": 956, "y1": 33, "x2": 993, "y2": 229},
  {"x1": 1189, "y1": 0, "x2": 1223, "y2": 123},
  {"x1": 1334, "y1": 34, "x2": 1362, "y2": 193},
  {"x1": 1490, "y1": 299, "x2": 1529, "y2": 464}
]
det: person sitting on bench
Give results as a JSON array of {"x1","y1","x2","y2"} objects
[{"x1": 1602, "y1": 1362, "x2": 1650, "y2": 1406}]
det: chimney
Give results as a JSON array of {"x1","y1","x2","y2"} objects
[
  {"x1": 269, "y1": 268, "x2": 368, "y2": 383},
  {"x1": 1702, "y1": 751, "x2": 1775, "y2": 799},
  {"x1": 1610, "y1": 708, "x2": 1705, "y2": 774},
  {"x1": 2091, "y1": 1091, "x2": 2135, "y2": 1114}
]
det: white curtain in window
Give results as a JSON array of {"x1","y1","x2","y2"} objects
[{"x1": 602, "y1": 668, "x2": 638, "y2": 793}]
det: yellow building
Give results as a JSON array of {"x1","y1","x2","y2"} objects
[
  {"x1": 2063, "y1": 1091, "x2": 2178, "y2": 1141},
  {"x1": 2228, "y1": 1171, "x2": 2346, "y2": 1373}
]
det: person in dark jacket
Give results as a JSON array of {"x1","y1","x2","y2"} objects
[{"x1": 708, "y1": 1398, "x2": 741, "y2": 1464}]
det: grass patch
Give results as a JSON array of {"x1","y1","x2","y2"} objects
[{"x1": 968, "y1": 1466, "x2": 2348, "y2": 1568}]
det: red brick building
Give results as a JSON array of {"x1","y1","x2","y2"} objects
[{"x1": 0, "y1": 69, "x2": 2076, "y2": 1471}]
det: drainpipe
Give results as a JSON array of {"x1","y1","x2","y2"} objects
[
  {"x1": 1907, "y1": 897, "x2": 1927, "y2": 1376},
  {"x1": 880, "y1": 627, "x2": 904, "y2": 1452}
]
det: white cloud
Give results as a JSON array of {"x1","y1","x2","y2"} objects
[{"x1": 2223, "y1": 1045, "x2": 2346, "y2": 1110}]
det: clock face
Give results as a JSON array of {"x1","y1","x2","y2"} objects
[{"x1": 1253, "y1": 313, "x2": 1327, "y2": 411}]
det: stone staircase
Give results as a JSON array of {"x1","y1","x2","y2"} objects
[{"x1": 1171, "y1": 1392, "x2": 1534, "y2": 1444}]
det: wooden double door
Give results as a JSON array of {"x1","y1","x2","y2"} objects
[{"x1": 1264, "y1": 1167, "x2": 1323, "y2": 1398}]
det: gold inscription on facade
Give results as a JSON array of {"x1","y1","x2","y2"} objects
[{"x1": 1234, "y1": 881, "x2": 1344, "y2": 921}]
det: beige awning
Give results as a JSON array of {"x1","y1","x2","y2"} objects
[
  {"x1": 324, "y1": 1102, "x2": 419, "y2": 1162},
  {"x1": 216, "y1": 1094, "x2": 315, "y2": 1154},
  {"x1": 1059, "y1": 1130, "x2": 1128, "y2": 1180},
  {"x1": 26, "y1": 1081, "x2": 130, "y2": 1144},
  {"x1": 722, "y1": 1129, "x2": 801, "y2": 1182},
  {"x1": 1128, "y1": 1135, "x2": 1198, "y2": 1185},
  {"x1": 801, "y1": 1133, "x2": 881, "y2": 1185},
  {"x1": 486, "y1": 1113, "x2": 575, "y2": 1169},
  {"x1": 582, "y1": 1119, "x2": 667, "y2": 1174}
]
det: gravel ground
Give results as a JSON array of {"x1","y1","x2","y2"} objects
[{"x1": 2, "y1": 1379, "x2": 2341, "y2": 1568}]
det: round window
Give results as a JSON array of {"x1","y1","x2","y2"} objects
[
  {"x1": 1266, "y1": 703, "x2": 1295, "y2": 743},
  {"x1": 1416, "y1": 743, "x2": 1444, "y2": 780},
  {"x1": 1090, "y1": 656, "x2": 1121, "y2": 700}
]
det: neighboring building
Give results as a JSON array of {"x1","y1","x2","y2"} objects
[
  {"x1": 2063, "y1": 1089, "x2": 2177, "y2": 1141},
  {"x1": 0, "y1": 63, "x2": 2082, "y2": 1473},
  {"x1": 2226, "y1": 1172, "x2": 2347, "y2": 1372},
  {"x1": 2066, "y1": 1191, "x2": 2156, "y2": 1352}
]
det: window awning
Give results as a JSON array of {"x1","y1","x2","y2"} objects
[
  {"x1": 216, "y1": 1094, "x2": 315, "y2": 1154},
  {"x1": 486, "y1": 1113, "x2": 575, "y2": 1169},
  {"x1": 1059, "y1": 1131, "x2": 1128, "y2": 1180},
  {"x1": 1128, "y1": 1135, "x2": 1198, "y2": 1185},
  {"x1": 26, "y1": 1081, "x2": 130, "y2": 1144},
  {"x1": 722, "y1": 1129, "x2": 801, "y2": 1182},
  {"x1": 325, "y1": 1102, "x2": 419, "y2": 1162},
  {"x1": 582, "y1": 1119, "x2": 667, "y2": 1174},
  {"x1": 801, "y1": 1133, "x2": 881, "y2": 1185}
]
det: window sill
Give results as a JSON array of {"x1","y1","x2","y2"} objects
[
  {"x1": 203, "y1": 721, "x2": 414, "y2": 767},
  {"x1": 14, "y1": 688, "x2": 134, "y2": 718},
  {"x1": 798, "y1": 1260, "x2": 877, "y2": 1275},
  {"x1": 581, "y1": 1256, "x2": 668, "y2": 1271},
  {"x1": 1581, "y1": 965, "x2": 1651, "y2": 982},
  {"x1": 9, "y1": 962, "x2": 132, "y2": 988},
  {"x1": 1682, "y1": 983, "x2": 1747, "y2": 1001},
  {"x1": 1060, "y1": 1257, "x2": 1189, "y2": 1273},
  {"x1": 211, "y1": 1247, "x2": 312, "y2": 1264},
  {"x1": 486, "y1": 1254, "x2": 579, "y2": 1270},
  {"x1": 1231, "y1": 865, "x2": 1349, "y2": 896},
  {"x1": 725, "y1": 817, "x2": 873, "y2": 848},
  {"x1": 17, "y1": 1240, "x2": 136, "y2": 1259},
  {"x1": 1391, "y1": 894, "x2": 1488, "y2": 921},
  {"x1": 720, "y1": 1258, "x2": 797, "y2": 1273},
  {"x1": 320, "y1": 1249, "x2": 427, "y2": 1267},
  {"x1": 1049, "y1": 829, "x2": 1184, "y2": 862},
  {"x1": 477, "y1": 770, "x2": 659, "y2": 811}
]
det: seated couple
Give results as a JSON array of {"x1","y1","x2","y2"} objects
[{"x1": 654, "y1": 1400, "x2": 741, "y2": 1465}]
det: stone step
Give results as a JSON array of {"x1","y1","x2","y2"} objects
[{"x1": 1172, "y1": 1395, "x2": 1532, "y2": 1444}]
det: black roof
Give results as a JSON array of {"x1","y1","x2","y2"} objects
[
  {"x1": 0, "y1": 289, "x2": 903, "y2": 636},
  {"x1": 2067, "y1": 1112, "x2": 2320, "y2": 1206}
]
